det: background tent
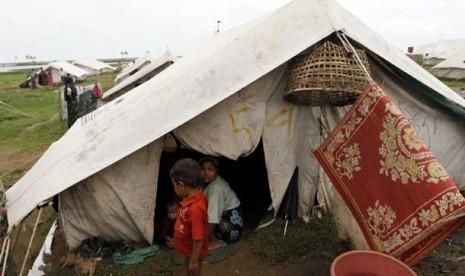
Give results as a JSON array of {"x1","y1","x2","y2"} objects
[
  {"x1": 103, "y1": 51, "x2": 178, "y2": 101},
  {"x1": 44, "y1": 61, "x2": 88, "y2": 84},
  {"x1": 7, "y1": 0, "x2": 465, "y2": 251},
  {"x1": 72, "y1": 59, "x2": 115, "y2": 75},
  {"x1": 433, "y1": 51, "x2": 465, "y2": 80},
  {"x1": 411, "y1": 39, "x2": 465, "y2": 66},
  {"x1": 115, "y1": 53, "x2": 166, "y2": 82}
]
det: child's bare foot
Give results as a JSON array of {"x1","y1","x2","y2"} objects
[{"x1": 208, "y1": 240, "x2": 226, "y2": 251}]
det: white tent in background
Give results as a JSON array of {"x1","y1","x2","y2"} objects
[
  {"x1": 72, "y1": 59, "x2": 115, "y2": 75},
  {"x1": 103, "y1": 51, "x2": 178, "y2": 101},
  {"x1": 411, "y1": 39, "x2": 465, "y2": 66},
  {"x1": 44, "y1": 61, "x2": 88, "y2": 84},
  {"x1": 115, "y1": 53, "x2": 160, "y2": 82},
  {"x1": 7, "y1": 0, "x2": 465, "y2": 252},
  {"x1": 433, "y1": 51, "x2": 465, "y2": 80}
]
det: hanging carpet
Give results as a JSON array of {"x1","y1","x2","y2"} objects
[{"x1": 314, "y1": 82, "x2": 465, "y2": 266}]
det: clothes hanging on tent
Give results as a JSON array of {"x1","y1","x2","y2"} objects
[{"x1": 92, "y1": 83, "x2": 102, "y2": 99}]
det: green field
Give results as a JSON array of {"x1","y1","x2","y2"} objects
[
  {"x1": 442, "y1": 79, "x2": 465, "y2": 88},
  {"x1": 0, "y1": 71, "x2": 117, "y2": 187},
  {"x1": 0, "y1": 72, "x2": 32, "y2": 92}
]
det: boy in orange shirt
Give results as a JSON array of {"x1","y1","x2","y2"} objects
[{"x1": 170, "y1": 158, "x2": 209, "y2": 276}]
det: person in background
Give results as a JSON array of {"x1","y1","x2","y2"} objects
[
  {"x1": 171, "y1": 158, "x2": 208, "y2": 276},
  {"x1": 63, "y1": 73, "x2": 78, "y2": 128},
  {"x1": 46, "y1": 68, "x2": 53, "y2": 85},
  {"x1": 199, "y1": 157, "x2": 243, "y2": 251},
  {"x1": 29, "y1": 69, "x2": 36, "y2": 90},
  {"x1": 38, "y1": 67, "x2": 47, "y2": 86}
]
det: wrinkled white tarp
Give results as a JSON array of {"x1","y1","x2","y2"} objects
[
  {"x1": 7, "y1": 0, "x2": 465, "y2": 247},
  {"x1": 60, "y1": 139, "x2": 162, "y2": 249},
  {"x1": 174, "y1": 65, "x2": 285, "y2": 159}
]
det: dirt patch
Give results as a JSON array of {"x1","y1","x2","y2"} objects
[
  {"x1": 0, "y1": 146, "x2": 40, "y2": 185},
  {"x1": 202, "y1": 243, "x2": 331, "y2": 276},
  {"x1": 413, "y1": 226, "x2": 465, "y2": 276}
]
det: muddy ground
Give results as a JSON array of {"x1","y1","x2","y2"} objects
[{"x1": 10, "y1": 211, "x2": 465, "y2": 276}]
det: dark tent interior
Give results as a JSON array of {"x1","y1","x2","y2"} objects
[{"x1": 153, "y1": 139, "x2": 272, "y2": 243}]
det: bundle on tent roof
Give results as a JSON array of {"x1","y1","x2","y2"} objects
[{"x1": 284, "y1": 40, "x2": 371, "y2": 106}]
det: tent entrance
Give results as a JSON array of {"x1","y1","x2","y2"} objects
[
  {"x1": 217, "y1": 141, "x2": 272, "y2": 231},
  {"x1": 154, "y1": 141, "x2": 271, "y2": 240}
]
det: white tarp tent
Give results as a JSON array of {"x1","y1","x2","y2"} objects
[
  {"x1": 115, "y1": 53, "x2": 162, "y2": 82},
  {"x1": 7, "y1": 0, "x2": 465, "y2": 250},
  {"x1": 72, "y1": 59, "x2": 115, "y2": 75},
  {"x1": 103, "y1": 51, "x2": 178, "y2": 101},
  {"x1": 433, "y1": 51, "x2": 465, "y2": 80},
  {"x1": 411, "y1": 39, "x2": 465, "y2": 66},
  {"x1": 44, "y1": 61, "x2": 88, "y2": 84}
]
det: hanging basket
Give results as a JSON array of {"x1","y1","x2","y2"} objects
[{"x1": 284, "y1": 40, "x2": 371, "y2": 106}]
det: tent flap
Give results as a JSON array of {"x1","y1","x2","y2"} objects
[{"x1": 60, "y1": 139, "x2": 163, "y2": 249}]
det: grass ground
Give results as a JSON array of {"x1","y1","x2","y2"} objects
[
  {"x1": 441, "y1": 79, "x2": 465, "y2": 88},
  {"x1": 0, "y1": 71, "x2": 117, "y2": 187},
  {"x1": 247, "y1": 216, "x2": 349, "y2": 265},
  {"x1": 0, "y1": 85, "x2": 66, "y2": 187},
  {"x1": 0, "y1": 72, "x2": 30, "y2": 92}
]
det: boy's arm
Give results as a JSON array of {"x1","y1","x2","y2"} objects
[{"x1": 189, "y1": 240, "x2": 203, "y2": 269}]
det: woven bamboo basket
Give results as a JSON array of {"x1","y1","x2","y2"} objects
[{"x1": 284, "y1": 41, "x2": 371, "y2": 106}]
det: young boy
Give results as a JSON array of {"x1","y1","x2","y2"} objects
[
  {"x1": 161, "y1": 199, "x2": 179, "y2": 248},
  {"x1": 170, "y1": 158, "x2": 209, "y2": 276}
]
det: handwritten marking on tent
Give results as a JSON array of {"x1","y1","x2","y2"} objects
[
  {"x1": 229, "y1": 106, "x2": 252, "y2": 141},
  {"x1": 79, "y1": 104, "x2": 112, "y2": 127},
  {"x1": 266, "y1": 107, "x2": 294, "y2": 143}
]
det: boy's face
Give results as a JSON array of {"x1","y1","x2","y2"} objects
[
  {"x1": 167, "y1": 204, "x2": 178, "y2": 221},
  {"x1": 172, "y1": 179, "x2": 187, "y2": 198},
  {"x1": 200, "y1": 161, "x2": 217, "y2": 184}
]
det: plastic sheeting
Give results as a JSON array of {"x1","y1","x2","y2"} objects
[
  {"x1": 174, "y1": 65, "x2": 286, "y2": 160},
  {"x1": 46, "y1": 58, "x2": 465, "y2": 249},
  {"x1": 7, "y1": 0, "x2": 465, "y2": 248},
  {"x1": 59, "y1": 139, "x2": 163, "y2": 249}
]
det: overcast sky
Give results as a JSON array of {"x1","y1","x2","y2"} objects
[{"x1": 0, "y1": 0, "x2": 464, "y2": 62}]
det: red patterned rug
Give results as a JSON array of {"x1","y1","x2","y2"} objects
[{"x1": 314, "y1": 82, "x2": 465, "y2": 265}]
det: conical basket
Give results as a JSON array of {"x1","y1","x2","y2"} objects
[{"x1": 284, "y1": 41, "x2": 371, "y2": 106}]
